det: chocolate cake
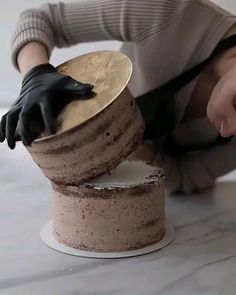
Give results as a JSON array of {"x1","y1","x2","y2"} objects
[
  {"x1": 28, "y1": 51, "x2": 145, "y2": 185},
  {"x1": 26, "y1": 51, "x2": 166, "y2": 253},
  {"x1": 52, "y1": 161, "x2": 165, "y2": 252}
]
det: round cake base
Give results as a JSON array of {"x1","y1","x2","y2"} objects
[{"x1": 40, "y1": 220, "x2": 175, "y2": 259}]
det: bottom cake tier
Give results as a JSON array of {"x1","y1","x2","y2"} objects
[{"x1": 52, "y1": 160, "x2": 165, "y2": 252}]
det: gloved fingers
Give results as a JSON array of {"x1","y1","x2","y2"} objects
[
  {"x1": 39, "y1": 100, "x2": 56, "y2": 135},
  {"x1": 6, "y1": 107, "x2": 21, "y2": 149},
  {"x1": 11, "y1": 93, "x2": 25, "y2": 107},
  {"x1": 61, "y1": 76, "x2": 93, "y2": 95},
  {"x1": 19, "y1": 104, "x2": 41, "y2": 146},
  {"x1": 0, "y1": 112, "x2": 8, "y2": 142}
]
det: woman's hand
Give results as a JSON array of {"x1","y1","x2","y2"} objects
[
  {"x1": 207, "y1": 63, "x2": 236, "y2": 138},
  {"x1": 0, "y1": 63, "x2": 93, "y2": 149}
]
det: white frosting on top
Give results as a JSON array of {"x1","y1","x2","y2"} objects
[{"x1": 86, "y1": 160, "x2": 164, "y2": 189}]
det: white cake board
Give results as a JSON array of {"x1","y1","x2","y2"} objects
[{"x1": 40, "y1": 221, "x2": 175, "y2": 259}]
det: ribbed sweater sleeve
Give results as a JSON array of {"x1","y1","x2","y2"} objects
[
  {"x1": 11, "y1": 9, "x2": 55, "y2": 68},
  {"x1": 162, "y1": 136, "x2": 236, "y2": 194},
  {"x1": 11, "y1": 0, "x2": 190, "y2": 69}
]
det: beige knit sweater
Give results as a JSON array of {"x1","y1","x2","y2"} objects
[{"x1": 11, "y1": 0, "x2": 236, "y2": 193}]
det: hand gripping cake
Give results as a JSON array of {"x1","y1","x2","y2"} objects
[
  {"x1": 52, "y1": 161, "x2": 165, "y2": 252},
  {"x1": 28, "y1": 51, "x2": 145, "y2": 185}
]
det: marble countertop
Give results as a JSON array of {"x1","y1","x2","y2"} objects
[{"x1": 0, "y1": 111, "x2": 236, "y2": 295}]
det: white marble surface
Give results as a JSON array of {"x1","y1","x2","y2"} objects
[{"x1": 0, "y1": 110, "x2": 236, "y2": 295}]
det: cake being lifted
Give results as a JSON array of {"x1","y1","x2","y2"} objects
[
  {"x1": 52, "y1": 160, "x2": 165, "y2": 252},
  {"x1": 28, "y1": 51, "x2": 145, "y2": 185}
]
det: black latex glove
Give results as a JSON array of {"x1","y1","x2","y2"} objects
[{"x1": 0, "y1": 64, "x2": 93, "y2": 149}]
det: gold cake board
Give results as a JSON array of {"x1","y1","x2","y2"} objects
[{"x1": 40, "y1": 221, "x2": 175, "y2": 259}]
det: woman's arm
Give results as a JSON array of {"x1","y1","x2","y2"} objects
[
  {"x1": 155, "y1": 136, "x2": 236, "y2": 194},
  {"x1": 12, "y1": 0, "x2": 190, "y2": 70},
  {"x1": 17, "y1": 42, "x2": 49, "y2": 75},
  {"x1": 163, "y1": 47, "x2": 236, "y2": 194}
]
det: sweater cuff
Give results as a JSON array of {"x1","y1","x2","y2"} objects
[{"x1": 11, "y1": 9, "x2": 55, "y2": 71}]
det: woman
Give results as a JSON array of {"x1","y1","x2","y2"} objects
[{"x1": 1, "y1": 0, "x2": 236, "y2": 194}]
